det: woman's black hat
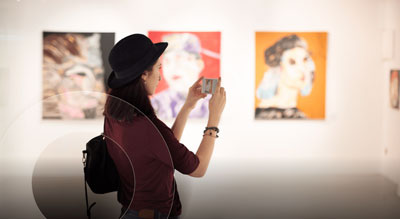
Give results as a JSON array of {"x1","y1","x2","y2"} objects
[{"x1": 107, "y1": 34, "x2": 168, "y2": 89}]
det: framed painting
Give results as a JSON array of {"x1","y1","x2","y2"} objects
[
  {"x1": 42, "y1": 32, "x2": 114, "y2": 119},
  {"x1": 390, "y1": 69, "x2": 400, "y2": 109},
  {"x1": 255, "y1": 32, "x2": 327, "y2": 120},
  {"x1": 148, "y1": 31, "x2": 221, "y2": 120}
]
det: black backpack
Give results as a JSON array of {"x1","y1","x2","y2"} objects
[{"x1": 82, "y1": 133, "x2": 119, "y2": 219}]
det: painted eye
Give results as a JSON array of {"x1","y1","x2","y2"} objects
[
  {"x1": 303, "y1": 57, "x2": 309, "y2": 62},
  {"x1": 289, "y1": 58, "x2": 296, "y2": 65}
]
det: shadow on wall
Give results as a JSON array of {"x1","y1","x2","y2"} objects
[{"x1": 32, "y1": 132, "x2": 121, "y2": 219}]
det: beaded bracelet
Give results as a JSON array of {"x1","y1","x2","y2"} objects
[
  {"x1": 203, "y1": 126, "x2": 219, "y2": 134},
  {"x1": 203, "y1": 131, "x2": 219, "y2": 138}
]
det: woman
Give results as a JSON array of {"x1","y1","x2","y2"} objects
[{"x1": 103, "y1": 34, "x2": 226, "y2": 219}]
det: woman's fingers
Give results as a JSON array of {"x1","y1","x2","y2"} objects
[
  {"x1": 212, "y1": 77, "x2": 222, "y2": 95},
  {"x1": 209, "y1": 77, "x2": 223, "y2": 98},
  {"x1": 192, "y1": 76, "x2": 204, "y2": 87},
  {"x1": 193, "y1": 83, "x2": 201, "y2": 90},
  {"x1": 216, "y1": 77, "x2": 221, "y2": 89},
  {"x1": 196, "y1": 87, "x2": 206, "y2": 97}
]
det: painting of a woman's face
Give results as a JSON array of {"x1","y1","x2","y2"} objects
[
  {"x1": 162, "y1": 49, "x2": 203, "y2": 93},
  {"x1": 255, "y1": 32, "x2": 326, "y2": 119},
  {"x1": 390, "y1": 71, "x2": 399, "y2": 108},
  {"x1": 280, "y1": 47, "x2": 314, "y2": 90}
]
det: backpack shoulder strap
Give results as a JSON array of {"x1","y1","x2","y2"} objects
[
  {"x1": 82, "y1": 150, "x2": 96, "y2": 219},
  {"x1": 82, "y1": 116, "x2": 106, "y2": 219}
]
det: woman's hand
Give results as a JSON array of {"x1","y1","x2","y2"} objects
[
  {"x1": 208, "y1": 77, "x2": 226, "y2": 127},
  {"x1": 184, "y1": 76, "x2": 207, "y2": 109}
]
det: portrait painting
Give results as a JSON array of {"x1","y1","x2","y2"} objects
[
  {"x1": 390, "y1": 69, "x2": 400, "y2": 109},
  {"x1": 42, "y1": 32, "x2": 114, "y2": 119},
  {"x1": 148, "y1": 31, "x2": 221, "y2": 120},
  {"x1": 0, "y1": 68, "x2": 8, "y2": 106},
  {"x1": 255, "y1": 32, "x2": 327, "y2": 120}
]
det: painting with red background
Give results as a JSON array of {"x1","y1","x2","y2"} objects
[{"x1": 148, "y1": 31, "x2": 221, "y2": 94}]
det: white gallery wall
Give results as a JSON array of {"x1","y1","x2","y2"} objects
[
  {"x1": 0, "y1": 0, "x2": 399, "y2": 217},
  {"x1": 380, "y1": 0, "x2": 400, "y2": 196},
  {"x1": 0, "y1": 0, "x2": 386, "y2": 166}
]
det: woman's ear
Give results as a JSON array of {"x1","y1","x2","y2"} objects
[{"x1": 141, "y1": 71, "x2": 148, "y2": 82}]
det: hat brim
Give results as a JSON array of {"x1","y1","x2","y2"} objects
[{"x1": 107, "y1": 42, "x2": 168, "y2": 89}]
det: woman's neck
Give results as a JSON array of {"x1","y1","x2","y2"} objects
[{"x1": 274, "y1": 82, "x2": 299, "y2": 108}]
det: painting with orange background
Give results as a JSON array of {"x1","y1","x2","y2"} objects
[
  {"x1": 255, "y1": 32, "x2": 327, "y2": 120},
  {"x1": 389, "y1": 70, "x2": 400, "y2": 109}
]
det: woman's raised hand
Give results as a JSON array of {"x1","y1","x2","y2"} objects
[
  {"x1": 185, "y1": 76, "x2": 207, "y2": 109},
  {"x1": 208, "y1": 77, "x2": 226, "y2": 127}
]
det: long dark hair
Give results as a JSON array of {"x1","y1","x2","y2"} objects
[{"x1": 103, "y1": 64, "x2": 156, "y2": 122}]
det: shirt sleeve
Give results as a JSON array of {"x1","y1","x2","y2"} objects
[{"x1": 149, "y1": 116, "x2": 200, "y2": 175}]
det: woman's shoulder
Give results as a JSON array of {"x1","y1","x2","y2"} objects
[
  {"x1": 146, "y1": 114, "x2": 169, "y2": 130},
  {"x1": 105, "y1": 114, "x2": 152, "y2": 128}
]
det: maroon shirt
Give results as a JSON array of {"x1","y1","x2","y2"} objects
[{"x1": 104, "y1": 114, "x2": 199, "y2": 216}]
